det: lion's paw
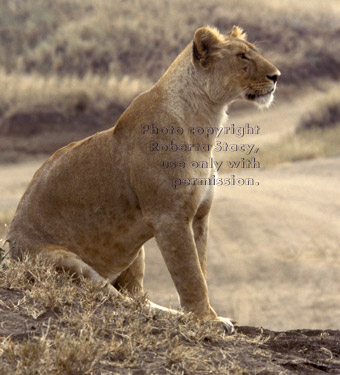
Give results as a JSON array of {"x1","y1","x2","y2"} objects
[{"x1": 215, "y1": 316, "x2": 235, "y2": 334}]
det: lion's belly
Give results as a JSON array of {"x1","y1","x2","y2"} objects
[
  {"x1": 66, "y1": 211, "x2": 152, "y2": 280},
  {"x1": 9, "y1": 199, "x2": 152, "y2": 279}
]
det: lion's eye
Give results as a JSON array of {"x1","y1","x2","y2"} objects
[{"x1": 238, "y1": 53, "x2": 248, "y2": 60}]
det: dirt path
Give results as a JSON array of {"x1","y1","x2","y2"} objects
[
  {"x1": 143, "y1": 156, "x2": 340, "y2": 330},
  {"x1": 212, "y1": 157, "x2": 340, "y2": 260}
]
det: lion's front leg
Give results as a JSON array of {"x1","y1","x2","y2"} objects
[
  {"x1": 193, "y1": 197, "x2": 235, "y2": 333},
  {"x1": 193, "y1": 197, "x2": 213, "y2": 280},
  {"x1": 151, "y1": 216, "x2": 216, "y2": 320}
]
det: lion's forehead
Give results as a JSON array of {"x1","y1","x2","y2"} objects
[
  {"x1": 223, "y1": 39, "x2": 257, "y2": 53},
  {"x1": 237, "y1": 39, "x2": 257, "y2": 51}
]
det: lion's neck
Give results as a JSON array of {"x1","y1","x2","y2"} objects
[{"x1": 156, "y1": 44, "x2": 229, "y2": 130}]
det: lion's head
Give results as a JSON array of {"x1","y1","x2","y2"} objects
[{"x1": 192, "y1": 25, "x2": 280, "y2": 108}]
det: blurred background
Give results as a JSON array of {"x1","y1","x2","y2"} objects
[{"x1": 0, "y1": 0, "x2": 339, "y2": 330}]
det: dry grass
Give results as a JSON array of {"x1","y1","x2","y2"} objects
[
  {"x1": 0, "y1": 0, "x2": 339, "y2": 125},
  {"x1": 0, "y1": 215, "x2": 11, "y2": 237},
  {"x1": 0, "y1": 254, "x2": 261, "y2": 375},
  {"x1": 257, "y1": 125, "x2": 340, "y2": 167},
  {"x1": 0, "y1": 68, "x2": 150, "y2": 121},
  {"x1": 1, "y1": 0, "x2": 339, "y2": 82},
  {"x1": 297, "y1": 91, "x2": 340, "y2": 132},
  {"x1": 0, "y1": 0, "x2": 339, "y2": 163},
  {"x1": 1, "y1": 255, "x2": 340, "y2": 373}
]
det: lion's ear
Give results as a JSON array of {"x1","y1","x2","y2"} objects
[
  {"x1": 193, "y1": 27, "x2": 225, "y2": 68},
  {"x1": 230, "y1": 25, "x2": 247, "y2": 40}
]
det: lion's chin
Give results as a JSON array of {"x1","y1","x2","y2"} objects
[
  {"x1": 246, "y1": 88, "x2": 275, "y2": 109},
  {"x1": 254, "y1": 91, "x2": 275, "y2": 109}
]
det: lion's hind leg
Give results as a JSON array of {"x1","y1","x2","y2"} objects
[
  {"x1": 113, "y1": 247, "x2": 181, "y2": 315},
  {"x1": 113, "y1": 247, "x2": 145, "y2": 295},
  {"x1": 38, "y1": 245, "x2": 121, "y2": 297}
]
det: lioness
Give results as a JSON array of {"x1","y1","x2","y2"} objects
[{"x1": 7, "y1": 26, "x2": 280, "y2": 333}]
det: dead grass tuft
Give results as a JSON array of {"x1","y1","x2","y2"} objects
[
  {"x1": 54, "y1": 330, "x2": 103, "y2": 375},
  {"x1": 1, "y1": 336, "x2": 50, "y2": 375},
  {"x1": 297, "y1": 92, "x2": 340, "y2": 132},
  {"x1": 258, "y1": 125, "x2": 340, "y2": 167}
]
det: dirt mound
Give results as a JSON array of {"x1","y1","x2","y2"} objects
[{"x1": 0, "y1": 286, "x2": 339, "y2": 374}]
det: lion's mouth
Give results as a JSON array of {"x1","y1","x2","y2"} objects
[{"x1": 246, "y1": 88, "x2": 274, "y2": 101}]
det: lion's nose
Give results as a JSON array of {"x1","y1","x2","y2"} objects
[{"x1": 267, "y1": 74, "x2": 279, "y2": 83}]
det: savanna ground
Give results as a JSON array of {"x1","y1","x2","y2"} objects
[{"x1": 1, "y1": 0, "x2": 340, "y2": 373}]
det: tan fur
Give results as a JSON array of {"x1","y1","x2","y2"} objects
[{"x1": 7, "y1": 26, "x2": 280, "y2": 333}]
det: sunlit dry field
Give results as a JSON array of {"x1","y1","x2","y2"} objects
[
  {"x1": 1, "y1": 0, "x2": 340, "y2": 373},
  {"x1": 0, "y1": 0, "x2": 339, "y2": 140}
]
